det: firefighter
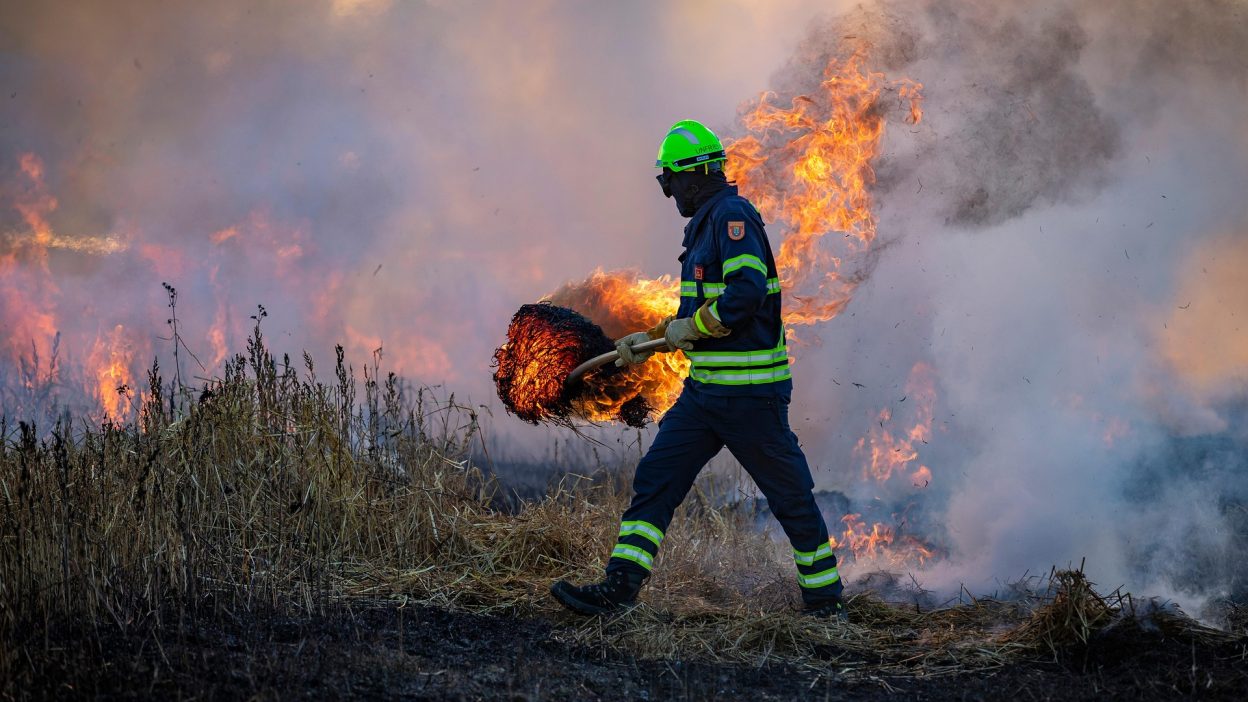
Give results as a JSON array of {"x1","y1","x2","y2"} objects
[{"x1": 550, "y1": 120, "x2": 846, "y2": 620}]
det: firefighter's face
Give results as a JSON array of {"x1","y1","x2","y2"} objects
[
  {"x1": 656, "y1": 168, "x2": 702, "y2": 218},
  {"x1": 655, "y1": 169, "x2": 674, "y2": 198}
]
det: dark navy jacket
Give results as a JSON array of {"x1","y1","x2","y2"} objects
[{"x1": 676, "y1": 185, "x2": 791, "y2": 397}]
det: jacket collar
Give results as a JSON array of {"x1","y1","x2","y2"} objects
[{"x1": 681, "y1": 184, "x2": 737, "y2": 250}]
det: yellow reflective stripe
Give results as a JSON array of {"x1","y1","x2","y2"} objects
[
  {"x1": 694, "y1": 307, "x2": 712, "y2": 335},
  {"x1": 688, "y1": 365, "x2": 792, "y2": 386},
  {"x1": 619, "y1": 520, "x2": 664, "y2": 547},
  {"x1": 680, "y1": 281, "x2": 698, "y2": 298},
  {"x1": 700, "y1": 278, "x2": 780, "y2": 299},
  {"x1": 685, "y1": 337, "x2": 785, "y2": 359},
  {"x1": 611, "y1": 544, "x2": 654, "y2": 570},
  {"x1": 798, "y1": 566, "x2": 841, "y2": 588},
  {"x1": 685, "y1": 335, "x2": 788, "y2": 367},
  {"x1": 688, "y1": 347, "x2": 787, "y2": 368},
  {"x1": 722, "y1": 254, "x2": 768, "y2": 277},
  {"x1": 793, "y1": 542, "x2": 834, "y2": 566}
]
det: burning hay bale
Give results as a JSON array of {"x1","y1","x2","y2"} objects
[{"x1": 492, "y1": 302, "x2": 652, "y2": 427}]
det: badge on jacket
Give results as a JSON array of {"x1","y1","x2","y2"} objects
[
  {"x1": 727, "y1": 221, "x2": 745, "y2": 241},
  {"x1": 694, "y1": 264, "x2": 704, "y2": 280}
]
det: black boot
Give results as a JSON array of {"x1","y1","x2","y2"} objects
[
  {"x1": 803, "y1": 595, "x2": 848, "y2": 622},
  {"x1": 550, "y1": 570, "x2": 646, "y2": 615}
]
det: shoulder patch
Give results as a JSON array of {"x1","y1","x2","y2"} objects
[{"x1": 727, "y1": 221, "x2": 745, "y2": 241}]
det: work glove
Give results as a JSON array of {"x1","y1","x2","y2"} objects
[
  {"x1": 614, "y1": 316, "x2": 674, "y2": 367},
  {"x1": 664, "y1": 300, "x2": 731, "y2": 351},
  {"x1": 615, "y1": 332, "x2": 655, "y2": 366}
]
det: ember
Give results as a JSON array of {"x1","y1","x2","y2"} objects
[{"x1": 492, "y1": 302, "x2": 652, "y2": 427}]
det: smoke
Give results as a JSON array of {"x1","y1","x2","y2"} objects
[
  {"x1": 768, "y1": 2, "x2": 1123, "y2": 228},
  {"x1": 3, "y1": 0, "x2": 1247, "y2": 610},
  {"x1": 767, "y1": 0, "x2": 1248, "y2": 608}
]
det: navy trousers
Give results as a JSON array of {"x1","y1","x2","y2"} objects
[{"x1": 605, "y1": 383, "x2": 843, "y2": 604}]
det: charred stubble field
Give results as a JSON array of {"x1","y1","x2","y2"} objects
[
  {"x1": 3, "y1": 328, "x2": 1246, "y2": 700},
  {"x1": 19, "y1": 601, "x2": 1248, "y2": 701}
]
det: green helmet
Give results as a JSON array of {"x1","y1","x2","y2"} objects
[{"x1": 655, "y1": 120, "x2": 726, "y2": 172}]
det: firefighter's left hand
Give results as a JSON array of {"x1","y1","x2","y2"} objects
[{"x1": 663, "y1": 317, "x2": 701, "y2": 351}]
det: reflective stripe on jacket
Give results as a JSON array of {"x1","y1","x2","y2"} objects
[{"x1": 676, "y1": 185, "x2": 791, "y2": 397}]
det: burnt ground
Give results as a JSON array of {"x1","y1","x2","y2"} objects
[{"x1": 10, "y1": 603, "x2": 1248, "y2": 701}]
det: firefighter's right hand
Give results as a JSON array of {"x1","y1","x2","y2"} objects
[{"x1": 615, "y1": 332, "x2": 656, "y2": 367}]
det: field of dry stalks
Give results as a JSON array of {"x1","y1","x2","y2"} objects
[{"x1": 2, "y1": 325, "x2": 1246, "y2": 700}]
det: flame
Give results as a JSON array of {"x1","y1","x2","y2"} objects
[
  {"x1": 832, "y1": 362, "x2": 942, "y2": 565},
  {"x1": 9, "y1": 154, "x2": 127, "y2": 255},
  {"x1": 86, "y1": 324, "x2": 136, "y2": 420},
  {"x1": 545, "y1": 270, "x2": 686, "y2": 419},
  {"x1": 494, "y1": 302, "x2": 659, "y2": 427},
  {"x1": 727, "y1": 51, "x2": 923, "y2": 325},
  {"x1": 854, "y1": 361, "x2": 937, "y2": 483},
  {"x1": 3, "y1": 145, "x2": 351, "y2": 424},
  {"x1": 830, "y1": 513, "x2": 939, "y2": 568},
  {"x1": 210, "y1": 226, "x2": 240, "y2": 245}
]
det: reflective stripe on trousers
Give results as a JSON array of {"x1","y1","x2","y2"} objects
[{"x1": 605, "y1": 384, "x2": 844, "y2": 603}]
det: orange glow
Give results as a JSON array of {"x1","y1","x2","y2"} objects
[
  {"x1": 208, "y1": 317, "x2": 229, "y2": 369},
  {"x1": 10, "y1": 154, "x2": 126, "y2": 255},
  {"x1": 210, "y1": 226, "x2": 240, "y2": 245},
  {"x1": 1161, "y1": 233, "x2": 1248, "y2": 398},
  {"x1": 138, "y1": 243, "x2": 190, "y2": 279},
  {"x1": 911, "y1": 464, "x2": 932, "y2": 487},
  {"x1": 2, "y1": 154, "x2": 63, "y2": 393},
  {"x1": 3, "y1": 154, "x2": 144, "y2": 420}
]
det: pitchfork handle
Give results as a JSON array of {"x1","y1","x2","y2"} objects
[{"x1": 565, "y1": 338, "x2": 671, "y2": 387}]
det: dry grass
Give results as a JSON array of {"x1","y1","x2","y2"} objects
[{"x1": 1, "y1": 322, "x2": 1241, "y2": 693}]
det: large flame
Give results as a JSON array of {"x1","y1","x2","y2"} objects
[{"x1": 729, "y1": 51, "x2": 923, "y2": 325}]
